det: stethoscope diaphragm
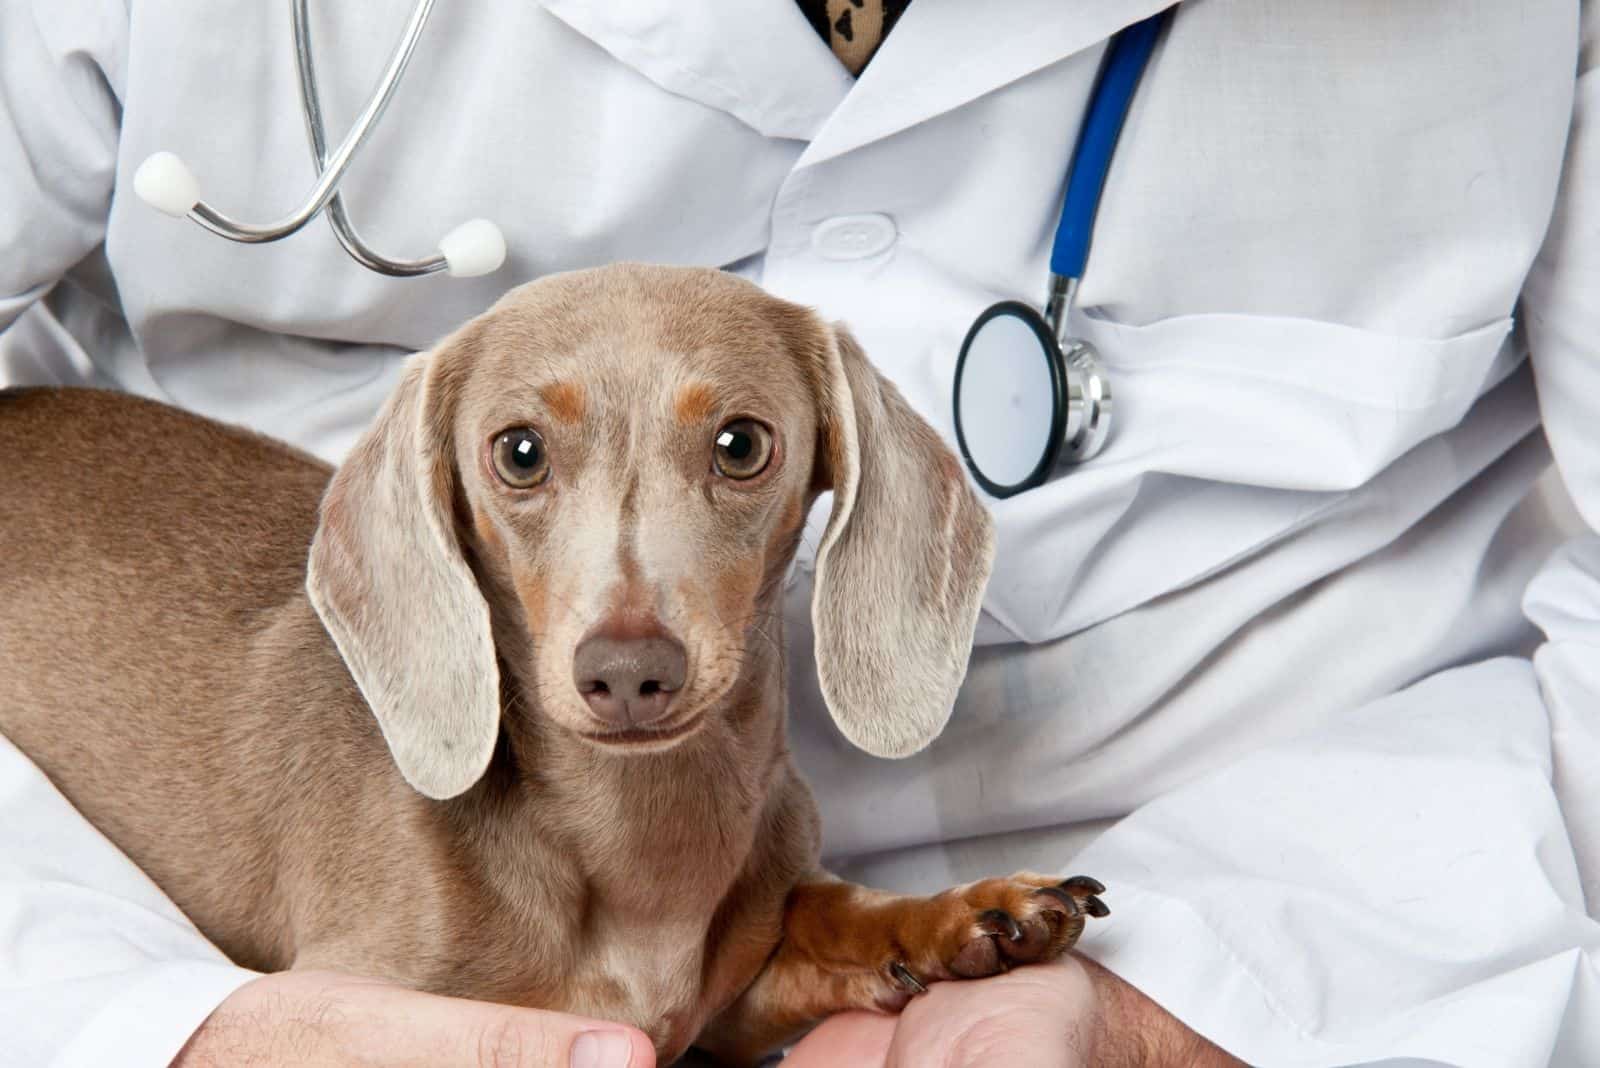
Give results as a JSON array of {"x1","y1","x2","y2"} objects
[{"x1": 952, "y1": 301, "x2": 1112, "y2": 498}]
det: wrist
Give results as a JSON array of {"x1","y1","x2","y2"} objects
[{"x1": 1076, "y1": 954, "x2": 1244, "y2": 1068}]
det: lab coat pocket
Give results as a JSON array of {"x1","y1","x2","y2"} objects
[
  {"x1": 977, "y1": 312, "x2": 1522, "y2": 644},
  {"x1": 1077, "y1": 311, "x2": 1519, "y2": 492}
]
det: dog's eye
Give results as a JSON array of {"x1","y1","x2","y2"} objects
[
  {"x1": 491, "y1": 428, "x2": 550, "y2": 488},
  {"x1": 713, "y1": 419, "x2": 773, "y2": 480}
]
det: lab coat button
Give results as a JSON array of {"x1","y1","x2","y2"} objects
[{"x1": 812, "y1": 213, "x2": 897, "y2": 260}]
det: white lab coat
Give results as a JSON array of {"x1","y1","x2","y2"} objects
[{"x1": 2, "y1": 0, "x2": 1597, "y2": 1064}]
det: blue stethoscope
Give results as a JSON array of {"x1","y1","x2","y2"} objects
[{"x1": 952, "y1": 8, "x2": 1172, "y2": 498}]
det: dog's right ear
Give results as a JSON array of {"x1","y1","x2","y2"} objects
[{"x1": 305, "y1": 350, "x2": 500, "y2": 801}]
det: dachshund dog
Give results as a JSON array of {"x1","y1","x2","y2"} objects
[{"x1": 0, "y1": 265, "x2": 1105, "y2": 1065}]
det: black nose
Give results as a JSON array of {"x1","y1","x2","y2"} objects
[{"x1": 573, "y1": 635, "x2": 688, "y2": 728}]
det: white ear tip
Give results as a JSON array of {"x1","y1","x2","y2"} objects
[
  {"x1": 439, "y1": 219, "x2": 506, "y2": 278},
  {"x1": 133, "y1": 152, "x2": 201, "y2": 218}
]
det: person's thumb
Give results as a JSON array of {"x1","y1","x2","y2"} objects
[
  {"x1": 400, "y1": 987, "x2": 657, "y2": 1068},
  {"x1": 177, "y1": 970, "x2": 658, "y2": 1068}
]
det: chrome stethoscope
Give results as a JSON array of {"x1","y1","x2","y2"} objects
[
  {"x1": 133, "y1": 0, "x2": 507, "y2": 278},
  {"x1": 952, "y1": 8, "x2": 1172, "y2": 498},
  {"x1": 133, "y1": 0, "x2": 1167, "y2": 485}
]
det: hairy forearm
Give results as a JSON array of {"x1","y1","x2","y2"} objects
[{"x1": 1078, "y1": 955, "x2": 1245, "y2": 1068}]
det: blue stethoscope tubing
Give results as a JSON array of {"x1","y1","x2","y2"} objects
[
  {"x1": 1052, "y1": 9, "x2": 1170, "y2": 280},
  {"x1": 953, "y1": 6, "x2": 1174, "y2": 498}
]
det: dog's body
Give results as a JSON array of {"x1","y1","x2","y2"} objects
[
  {"x1": 0, "y1": 390, "x2": 807, "y2": 1055},
  {"x1": 0, "y1": 266, "x2": 1103, "y2": 1064}
]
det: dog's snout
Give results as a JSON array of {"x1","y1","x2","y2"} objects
[{"x1": 573, "y1": 633, "x2": 688, "y2": 728}]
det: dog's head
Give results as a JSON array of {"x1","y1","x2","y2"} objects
[{"x1": 306, "y1": 265, "x2": 994, "y2": 799}]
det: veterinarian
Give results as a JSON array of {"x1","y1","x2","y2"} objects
[{"x1": 3, "y1": 1, "x2": 1598, "y2": 1066}]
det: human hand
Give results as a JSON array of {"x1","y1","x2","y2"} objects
[
  {"x1": 172, "y1": 970, "x2": 656, "y2": 1068},
  {"x1": 784, "y1": 955, "x2": 1099, "y2": 1068},
  {"x1": 784, "y1": 955, "x2": 1242, "y2": 1068}
]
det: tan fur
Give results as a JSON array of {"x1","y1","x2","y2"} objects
[
  {"x1": 0, "y1": 265, "x2": 1101, "y2": 1065},
  {"x1": 540, "y1": 380, "x2": 586, "y2": 424},
  {"x1": 673, "y1": 381, "x2": 719, "y2": 426}
]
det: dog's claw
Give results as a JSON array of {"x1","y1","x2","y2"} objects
[
  {"x1": 1061, "y1": 875, "x2": 1106, "y2": 895},
  {"x1": 978, "y1": 908, "x2": 1024, "y2": 942},
  {"x1": 1031, "y1": 885, "x2": 1082, "y2": 916},
  {"x1": 889, "y1": 960, "x2": 927, "y2": 995},
  {"x1": 1083, "y1": 895, "x2": 1111, "y2": 918}
]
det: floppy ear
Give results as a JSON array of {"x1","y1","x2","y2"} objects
[
  {"x1": 305, "y1": 351, "x2": 499, "y2": 800},
  {"x1": 810, "y1": 325, "x2": 996, "y2": 757}
]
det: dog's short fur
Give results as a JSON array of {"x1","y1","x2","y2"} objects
[{"x1": 0, "y1": 265, "x2": 1105, "y2": 1064}]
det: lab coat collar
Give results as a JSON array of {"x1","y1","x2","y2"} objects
[
  {"x1": 537, "y1": 0, "x2": 1175, "y2": 162},
  {"x1": 800, "y1": 0, "x2": 1175, "y2": 167},
  {"x1": 536, "y1": 0, "x2": 853, "y2": 141}
]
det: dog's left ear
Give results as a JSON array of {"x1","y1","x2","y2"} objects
[
  {"x1": 305, "y1": 347, "x2": 500, "y2": 801},
  {"x1": 808, "y1": 323, "x2": 996, "y2": 757}
]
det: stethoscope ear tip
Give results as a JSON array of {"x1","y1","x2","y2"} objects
[
  {"x1": 133, "y1": 152, "x2": 201, "y2": 218},
  {"x1": 438, "y1": 219, "x2": 507, "y2": 278}
]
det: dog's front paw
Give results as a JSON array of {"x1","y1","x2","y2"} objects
[{"x1": 886, "y1": 873, "x2": 1108, "y2": 994}]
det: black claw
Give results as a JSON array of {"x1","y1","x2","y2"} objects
[
  {"x1": 978, "y1": 908, "x2": 1024, "y2": 942},
  {"x1": 1031, "y1": 885, "x2": 1082, "y2": 916},
  {"x1": 1083, "y1": 895, "x2": 1111, "y2": 918},
  {"x1": 889, "y1": 961, "x2": 928, "y2": 995},
  {"x1": 1060, "y1": 875, "x2": 1107, "y2": 895}
]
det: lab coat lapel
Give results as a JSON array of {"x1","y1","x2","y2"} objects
[
  {"x1": 536, "y1": 0, "x2": 1173, "y2": 161},
  {"x1": 535, "y1": 0, "x2": 853, "y2": 141},
  {"x1": 799, "y1": 0, "x2": 1175, "y2": 167}
]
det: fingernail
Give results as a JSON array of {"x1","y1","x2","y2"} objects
[{"x1": 571, "y1": 1029, "x2": 634, "y2": 1068}]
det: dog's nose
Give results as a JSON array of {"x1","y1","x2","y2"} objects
[{"x1": 573, "y1": 634, "x2": 688, "y2": 728}]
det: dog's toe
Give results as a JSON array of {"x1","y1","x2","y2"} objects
[
  {"x1": 950, "y1": 931, "x2": 1006, "y2": 977},
  {"x1": 978, "y1": 907, "x2": 1024, "y2": 942},
  {"x1": 1030, "y1": 884, "x2": 1083, "y2": 916}
]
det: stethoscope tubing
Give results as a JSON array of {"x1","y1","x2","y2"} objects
[
  {"x1": 292, "y1": 0, "x2": 450, "y2": 275},
  {"x1": 1050, "y1": 9, "x2": 1171, "y2": 282},
  {"x1": 135, "y1": 0, "x2": 505, "y2": 277},
  {"x1": 189, "y1": 0, "x2": 438, "y2": 247}
]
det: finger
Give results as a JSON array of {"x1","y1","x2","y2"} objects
[
  {"x1": 784, "y1": 1011, "x2": 895, "y2": 1068},
  {"x1": 334, "y1": 980, "x2": 657, "y2": 1068}
]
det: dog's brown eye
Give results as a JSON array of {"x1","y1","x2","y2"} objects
[
  {"x1": 713, "y1": 419, "x2": 773, "y2": 480},
  {"x1": 491, "y1": 428, "x2": 550, "y2": 488}
]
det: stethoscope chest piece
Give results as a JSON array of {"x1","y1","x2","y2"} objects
[
  {"x1": 952, "y1": 301, "x2": 1112, "y2": 498},
  {"x1": 949, "y1": 5, "x2": 1170, "y2": 497}
]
